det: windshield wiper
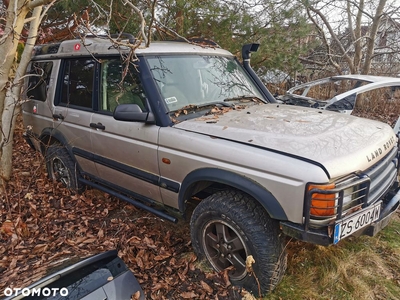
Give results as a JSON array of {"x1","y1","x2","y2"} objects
[
  {"x1": 223, "y1": 95, "x2": 265, "y2": 103},
  {"x1": 169, "y1": 101, "x2": 233, "y2": 114},
  {"x1": 169, "y1": 101, "x2": 235, "y2": 117},
  {"x1": 197, "y1": 101, "x2": 233, "y2": 108}
]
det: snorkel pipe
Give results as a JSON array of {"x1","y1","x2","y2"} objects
[{"x1": 242, "y1": 43, "x2": 277, "y2": 103}]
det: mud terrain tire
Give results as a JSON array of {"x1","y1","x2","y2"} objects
[
  {"x1": 190, "y1": 189, "x2": 287, "y2": 296},
  {"x1": 46, "y1": 144, "x2": 82, "y2": 192}
]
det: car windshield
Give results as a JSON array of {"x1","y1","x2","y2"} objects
[{"x1": 146, "y1": 55, "x2": 265, "y2": 112}]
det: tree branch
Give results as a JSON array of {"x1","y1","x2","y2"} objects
[
  {"x1": 306, "y1": 8, "x2": 342, "y2": 74},
  {"x1": 147, "y1": 0, "x2": 157, "y2": 47},
  {"x1": 122, "y1": 0, "x2": 148, "y2": 45},
  {"x1": 28, "y1": 0, "x2": 57, "y2": 9},
  {"x1": 306, "y1": 5, "x2": 355, "y2": 73},
  {"x1": 362, "y1": 0, "x2": 387, "y2": 74}
]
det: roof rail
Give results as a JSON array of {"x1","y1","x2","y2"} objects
[
  {"x1": 110, "y1": 33, "x2": 136, "y2": 44},
  {"x1": 171, "y1": 37, "x2": 220, "y2": 47},
  {"x1": 77, "y1": 32, "x2": 136, "y2": 44},
  {"x1": 33, "y1": 33, "x2": 137, "y2": 56}
]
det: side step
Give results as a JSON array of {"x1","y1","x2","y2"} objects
[{"x1": 79, "y1": 178, "x2": 178, "y2": 223}]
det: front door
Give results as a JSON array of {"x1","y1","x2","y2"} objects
[{"x1": 90, "y1": 58, "x2": 163, "y2": 203}]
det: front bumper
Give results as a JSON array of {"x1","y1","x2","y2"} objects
[{"x1": 280, "y1": 187, "x2": 400, "y2": 245}]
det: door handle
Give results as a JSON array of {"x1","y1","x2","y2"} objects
[
  {"x1": 52, "y1": 113, "x2": 64, "y2": 120},
  {"x1": 90, "y1": 122, "x2": 106, "y2": 130}
]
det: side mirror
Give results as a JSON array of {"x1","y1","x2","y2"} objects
[{"x1": 113, "y1": 104, "x2": 155, "y2": 124}]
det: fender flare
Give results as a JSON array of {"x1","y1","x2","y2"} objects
[
  {"x1": 39, "y1": 127, "x2": 79, "y2": 164},
  {"x1": 179, "y1": 168, "x2": 288, "y2": 220}
]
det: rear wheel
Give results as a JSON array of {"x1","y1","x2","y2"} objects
[
  {"x1": 190, "y1": 190, "x2": 287, "y2": 296},
  {"x1": 45, "y1": 144, "x2": 82, "y2": 192}
]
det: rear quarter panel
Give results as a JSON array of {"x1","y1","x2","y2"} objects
[{"x1": 22, "y1": 59, "x2": 61, "y2": 151}]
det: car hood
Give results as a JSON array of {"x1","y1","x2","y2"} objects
[{"x1": 173, "y1": 104, "x2": 397, "y2": 179}]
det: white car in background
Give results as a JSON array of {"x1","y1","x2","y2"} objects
[{"x1": 277, "y1": 74, "x2": 400, "y2": 115}]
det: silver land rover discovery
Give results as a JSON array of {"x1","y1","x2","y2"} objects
[{"x1": 22, "y1": 35, "x2": 400, "y2": 296}]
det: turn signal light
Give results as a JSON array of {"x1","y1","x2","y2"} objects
[{"x1": 308, "y1": 183, "x2": 336, "y2": 216}]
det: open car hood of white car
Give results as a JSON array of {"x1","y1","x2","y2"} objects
[{"x1": 174, "y1": 104, "x2": 397, "y2": 179}]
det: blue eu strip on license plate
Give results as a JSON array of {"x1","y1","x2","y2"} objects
[{"x1": 333, "y1": 201, "x2": 381, "y2": 244}]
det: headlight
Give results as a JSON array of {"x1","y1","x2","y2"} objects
[
  {"x1": 342, "y1": 183, "x2": 366, "y2": 212},
  {"x1": 308, "y1": 183, "x2": 337, "y2": 217},
  {"x1": 307, "y1": 177, "x2": 369, "y2": 222}
]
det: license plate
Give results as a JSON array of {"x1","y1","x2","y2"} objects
[{"x1": 333, "y1": 201, "x2": 381, "y2": 244}]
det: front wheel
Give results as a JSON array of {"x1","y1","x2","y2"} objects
[
  {"x1": 45, "y1": 144, "x2": 82, "y2": 192},
  {"x1": 190, "y1": 190, "x2": 287, "y2": 296}
]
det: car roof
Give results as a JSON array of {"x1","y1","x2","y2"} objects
[
  {"x1": 330, "y1": 74, "x2": 400, "y2": 84},
  {"x1": 327, "y1": 76, "x2": 400, "y2": 104},
  {"x1": 283, "y1": 74, "x2": 400, "y2": 113},
  {"x1": 33, "y1": 38, "x2": 233, "y2": 58},
  {"x1": 287, "y1": 75, "x2": 400, "y2": 94}
]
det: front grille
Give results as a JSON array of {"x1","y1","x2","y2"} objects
[{"x1": 362, "y1": 146, "x2": 398, "y2": 205}]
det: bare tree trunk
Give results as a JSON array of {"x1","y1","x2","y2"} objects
[
  {"x1": 351, "y1": 0, "x2": 364, "y2": 72},
  {"x1": 0, "y1": 2, "x2": 44, "y2": 191},
  {"x1": 0, "y1": 0, "x2": 30, "y2": 190},
  {"x1": 362, "y1": 0, "x2": 387, "y2": 74}
]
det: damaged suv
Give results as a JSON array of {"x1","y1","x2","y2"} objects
[{"x1": 22, "y1": 36, "x2": 400, "y2": 296}]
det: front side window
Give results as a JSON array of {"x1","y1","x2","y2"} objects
[
  {"x1": 147, "y1": 55, "x2": 264, "y2": 111},
  {"x1": 27, "y1": 61, "x2": 53, "y2": 101},
  {"x1": 99, "y1": 59, "x2": 146, "y2": 113},
  {"x1": 59, "y1": 59, "x2": 95, "y2": 109}
]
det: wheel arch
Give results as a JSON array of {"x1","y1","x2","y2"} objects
[
  {"x1": 39, "y1": 127, "x2": 72, "y2": 154},
  {"x1": 38, "y1": 127, "x2": 81, "y2": 168},
  {"x1": 179, "y1": 168, "x2": 288, "y2": 221}
]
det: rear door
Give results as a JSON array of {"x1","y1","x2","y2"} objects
[
  {"x1": 52, "y1": 58, "x2": 97, "y2": 176},
  {"x1": 90, "y1": 58, "x2": 163, "y2": 203}
]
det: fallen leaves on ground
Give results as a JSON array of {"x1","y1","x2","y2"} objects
[{"x1": 0, "y1": 121, "x2": 242, "y2": 299}]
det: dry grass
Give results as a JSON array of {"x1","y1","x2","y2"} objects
[{"x1": 264, "y1": 212, "x2": 400, "y2": 300}]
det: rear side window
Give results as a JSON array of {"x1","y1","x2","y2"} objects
[
  {"x1": 59, "y1": 59, "x2": 95, "y2": 109},
  {"x1": 27, "y1": 61, "x2": 53, "y2": 101}
]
